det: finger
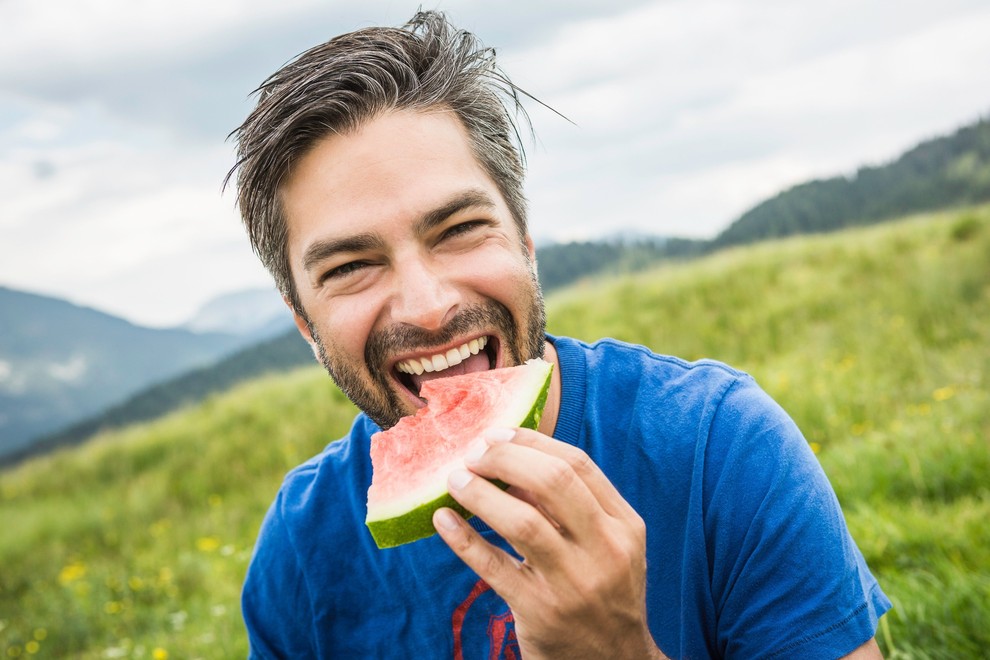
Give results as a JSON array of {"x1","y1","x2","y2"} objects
[
  {"x1": 467, "y1": 442, "x2": 605, "y2": 540},
  {"x1": 445, "y1": 468, "x2": 567, "y2": 566},
  {"x1": 497, "y1": 428, "x2": 640, "y2": 521},
  {"x1": 505, "y1": 485, "x2": 563, "y2": 531},
  {"x1": 432, "y1": 506, "x2": 528, "y2": 599}
]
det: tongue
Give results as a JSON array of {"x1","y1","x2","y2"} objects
[{"x1": 409, "y1": 350, "x2": 490, "y2": 394}]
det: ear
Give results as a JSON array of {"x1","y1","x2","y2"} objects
[
  {"x1": 285, "y1": 296, "x2": 322, "y2": 362},
  {"x1": 525, "y1": 233, "x2": 538, "y2": 276}
]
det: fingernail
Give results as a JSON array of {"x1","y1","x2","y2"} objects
[
  {"x1": 448, "y1": 468, "x2": 473, "y2": 491},
  {"x1": 464, "y1": 443, "x2": 487, "y2": 464},
  {"x1": 484, "y1": 427, "x2": 516, "y2": 443},
  {"x1": 435, "y1": 508, "x2": 461, "y2": 531}
]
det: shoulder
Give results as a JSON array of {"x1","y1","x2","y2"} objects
[
  {"x1": 554, "y1": 334, "x2": 746, "y2": 384},
  {"x1": 274, "y1": 414, "x2": 377, "y2": 528},
  {"x1": 548, "y1": 335, "x2": 771, "y2": 474},
  {"x1": 242, "y1": 413, "x2": 378, "y2": 654},
  {"x1": 251, "y1": 411, "x2": 375, "y2": 539},
  {"x1": 246, "y1": 413, "x2": 379, "y2": 588},
  {"x1": 553, "y1": 334, "x2": 752, "y2": 420}
]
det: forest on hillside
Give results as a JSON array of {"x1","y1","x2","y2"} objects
[{"x1": 713, "y1": 115, "x2": 990, "y2": 247}]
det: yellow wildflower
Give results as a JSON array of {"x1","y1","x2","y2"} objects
[
  {"x1": 58, "y1": 561, "x2": 87, "y2": 585},
  {"x1": 932, "y1": 385, "x2": 956, "y2": 401},
  {"x1": 152, "y1": 648, "x2": 169, "y2": 660},
  {"x1": 196, "y1": 536, "x2": 221, "y2": 552}
]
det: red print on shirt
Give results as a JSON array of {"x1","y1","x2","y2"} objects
[{"x1": 452, "y1": 578, "x2": 519, "y2": 660}]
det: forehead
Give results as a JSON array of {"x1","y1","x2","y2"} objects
[{"x1": 280, "y1": 109, "x2": 505, "y2": 246}]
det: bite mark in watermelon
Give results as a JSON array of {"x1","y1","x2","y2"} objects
[{"x1": 366, "y1": 358, "x2": 553, "y2": 549}]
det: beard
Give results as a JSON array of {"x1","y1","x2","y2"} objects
[{"x1": 308, "y1": 271, "x2": 547, "y2": 430}]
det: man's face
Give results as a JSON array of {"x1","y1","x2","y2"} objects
[{"x1": 281, "y1": 109, "x2": 546, "y2": 429}]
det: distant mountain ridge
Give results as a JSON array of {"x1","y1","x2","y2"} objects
[
  {"x1": 14, "y1": 328, "x2": 314, "y2": 465},
  {"x1": 0, "y1": 286, "x2": 256, "y2": 461},
  {"x1": 182, "y1": 286, "x2": 294, "y2": 337}
]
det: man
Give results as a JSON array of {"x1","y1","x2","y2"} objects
[{"x1": 228, "y1": 10, "x2": 890, "y2": 659}]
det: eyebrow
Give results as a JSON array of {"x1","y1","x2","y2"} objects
[
  {"x1": 302, "y1": 233, "x2": 384, "y2": 273},
  {"x1": 413, "y1": 189, "x2": 497, "y2": 235},
  {"x1": 301, "y1": 189, "x2": 498, "y2": 273}
]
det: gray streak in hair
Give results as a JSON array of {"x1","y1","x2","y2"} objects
[{"x1": 224, "y1": 10, "x2": 537, "y2": 316}]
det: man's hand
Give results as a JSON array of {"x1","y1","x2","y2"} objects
[{"x1": 433, "y1": 427, "x2": 667, "y2": 660}]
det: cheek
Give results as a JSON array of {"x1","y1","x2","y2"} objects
[
  {"x1": 315, "y1": 302, "x2": 379, "y2": 359},
  {"x1": 463, "y1": 249, "x2": 535, "y2": 298}
]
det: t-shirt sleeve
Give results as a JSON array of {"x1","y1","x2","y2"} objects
[
  {"x1": 703, "y1": 377, "x2": 891, "y2": 658},
  {"x1": 242, "y1": 489, "x2": 318, "y2": 659}
]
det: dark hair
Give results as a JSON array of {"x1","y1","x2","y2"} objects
[{"x1": 225, "y1": 10, "x2": 531, "y2": 313}]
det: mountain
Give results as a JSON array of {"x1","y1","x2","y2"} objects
[
  {"x1": 713, "y1": 114, "x2": 990, "y2": 247},
  {"x1": 182, "y1": 286, "x2": 294, "y2": 339},
  {"x1": 0, "y1": 286, "x2": 253, "y2": 461},
  {"x1": 16, "y1": 328, "x2": 314, "y2": 464}
]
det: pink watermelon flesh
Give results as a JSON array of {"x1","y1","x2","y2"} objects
[{"x1": 366, "y1": 358, "x2": 553, "y2": 548}]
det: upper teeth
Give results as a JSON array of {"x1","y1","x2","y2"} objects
[{"x1": 395, "y1": 336, "x2": 489, "y2": 375}]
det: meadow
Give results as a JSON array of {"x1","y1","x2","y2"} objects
[{"x1": 1, "y1": 206, "x2": 987, "y2": 658}]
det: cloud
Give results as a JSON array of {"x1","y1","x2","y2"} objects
[
  {"x1": 0, "y1": 0, "x2": 656, "y2": 138},
  {"x1": 2, "y1": 0, "x2": 990, "y2": 326},
  {"x1": 508, "y1": 0, "x2": 990, "y2": 239}
]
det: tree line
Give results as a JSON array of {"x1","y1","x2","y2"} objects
[{"x1": 712, "y1": 115, "x2": 990, "y2": 248}]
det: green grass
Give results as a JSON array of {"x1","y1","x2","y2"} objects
[
  {"x1": 0, "y1": 371, "x2": 358, "y2": 658},
  {"x1": 2, "y1": 206, "x2": 988, "y2": 657}
]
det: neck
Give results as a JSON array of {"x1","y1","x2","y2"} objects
[{"x1": 538, "y1": 340, "x2": 562, "y2": 438}]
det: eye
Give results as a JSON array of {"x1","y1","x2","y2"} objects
[
  {"x1": 441, "y1": 220, "x2": 487, "y2": 241},
  {"x1": 320, "y1": 260, "x2": 369, "y2": 283}
]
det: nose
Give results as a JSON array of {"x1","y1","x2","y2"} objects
[{"x1": 389, "y1": 255, "x2": 459, "y2": 331}]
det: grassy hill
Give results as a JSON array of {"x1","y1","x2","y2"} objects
[{"x1": 1, "y1": 206, "x2": 987, "y2": 658}]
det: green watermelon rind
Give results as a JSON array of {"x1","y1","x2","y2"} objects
[{"x1": 367, "y1": 360, "x2": 553, "y2": 549}]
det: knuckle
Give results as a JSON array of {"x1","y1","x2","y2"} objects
[
  {"x1": 568, "y1": 447, "x2": 595, "y2": 474},
  {"x1": 545, "y1": 459, "x2": 576, "y2": 492},
  {"x1": 506, "y1": 508, "x2": 545, "y2": 541},
  {"x1": 450, "y1": 526, "x2": 477, "y2": 554},
  {"x1": 482, "y1": 550, "x2": 505, "y2": 577},
  {"x1": 603, "y1": 519, "x2": 647, "y2": 568},
  {"x1": 629, "y1": 512, "x2": 647, "y2": 546}
]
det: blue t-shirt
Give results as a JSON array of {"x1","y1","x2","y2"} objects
[{"x1": 242, "y1": 335, "x2": 890, "y2": 658}]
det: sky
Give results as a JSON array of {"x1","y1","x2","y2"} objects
[{"x1": 2, "y1": 0, "x2": 990, "y2": 328}]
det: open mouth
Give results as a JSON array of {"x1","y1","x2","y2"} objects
[{"x1": 392, "y1": 335, "x2": 499, "y2": 400}]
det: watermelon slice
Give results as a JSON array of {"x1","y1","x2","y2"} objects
[{"x1": 366, "y1": 358, "x2": 553, "y2": 549}]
